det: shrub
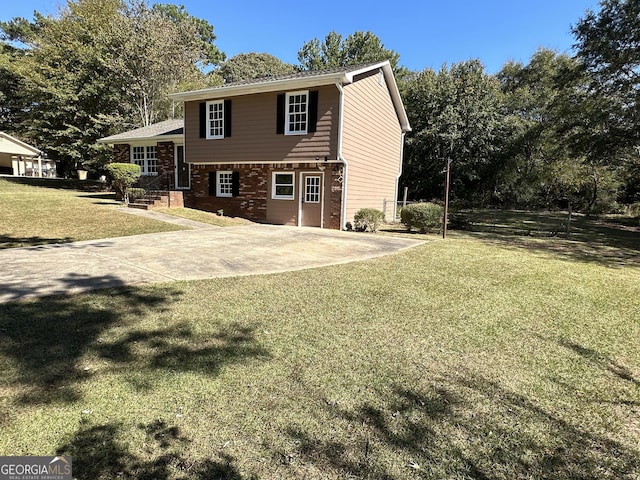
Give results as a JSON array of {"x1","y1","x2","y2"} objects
[
  {"x1": 106, "y1": 163, "x2": 141, "y2": 203},
  {"x1": 401, "y1": 202, "x2": 444, "y2": 233},
  {"x1": 353, "y1": 208, "x2": 385, "y2": 233}
]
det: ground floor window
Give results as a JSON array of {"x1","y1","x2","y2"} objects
[
  {"x1": 217, "y1": 171, "x2": 233, "y2": 197},
  {"x1": 272, "y1": 172, "x2": 294, "y2": 200},
  {"x1": 131, "y1": 145, "x2": 158, "y2": 175},
  {"x1": 209, "y1": 170, "x2": 240, "y2": 197}
]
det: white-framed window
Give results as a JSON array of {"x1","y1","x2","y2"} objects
[
  {"x1": 131, "y1": 145, "x2": 158, "y2": 176},
  {"x1": 216, "y1": 170, "x2": 233, "y2": 197},
  {"x1": 285, "y1": 90, "x2": 308, "y2": 135},
  {"x1": 272, "y1": 172, "x2": 295, "y2": 200},
  {"x1": 146, "y1": 146, "x2": 157, "y2": 174},
  {"x1": 305, "y1": 175, "x2": 321, "y2": 203},
  {"x1": 132, "y1": 146, "x2": 145, "y2": 170},
  {"x1": 207, "y1": 100, "x2": 224, "y2": 139}
]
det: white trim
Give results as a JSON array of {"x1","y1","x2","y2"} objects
[
  {"x1": 98, "y1": 135, "x2": 183, "y2": 146},
  {"x1": 335, "y1": 82, "x2": 349, "y2": 230},
  {"x1": 272, "y1": 171, "x2": 295, "y2": 200},
  {"x1": 216, "y1": 170, "x2": 233, "y2": 197},
  {"x1": 174, "y1": 144, "x2": 190, "y2": 190},
  {"x1": 130, "y1": 144, "x2": 158, "y2": 176},
  {"x1": 167, "y1": 61, "x2": 410, "y2": 133},
  {"x1": 303, "y1": 174, "x2": 321, "y2": 203},
  {"x1": 169, "y1": 73, "x2": 349, "y2": 102},
  {"x1": 285, "y1": 90, "x2": 309, "y2": 135},
  {"x1": 298, "y1": 172, "x2": 324, "y2": 228},
  {"x1": 394, "y1": 132, "x2": 407, "y2": 222},
  {"x1": 188, "y1": 159, "x2": 342, "y2": 166},
  {"x1": 0, "y1": 132, "x2": 42, "y2": 157},
  {"x1": 206, "y1": 100, "x2": 225, "y2": 139}
]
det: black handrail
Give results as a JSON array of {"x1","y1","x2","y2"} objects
[{"x1": 139, "y1": 172, "x2": 172, "y2": 204}]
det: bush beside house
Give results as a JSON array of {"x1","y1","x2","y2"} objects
[{"x1": 401, "y1": 202, "x2": 444, "y2": 233}]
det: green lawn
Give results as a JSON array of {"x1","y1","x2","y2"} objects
[
  {"x1": 0, "y1": 177, "x2": 183, "y2": 248},
  {"x1": 0, "y1": 215, "x2": 638, "y2": 479},
  {"x1": 155, "y1": 207, "x2": 254, "y2": 227}
]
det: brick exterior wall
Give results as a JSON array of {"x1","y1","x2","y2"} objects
[
  {"x1": 185, "y1": 162, "x2": 344, "y2": 229},
  {"x1": 157, "y1": 141, "x2": 174, "y2": 189},
  {"x1": 329, "y1": 165, "x2": 344, "y2": 230},
  {"x1": 186, "y1": 164, "x2": 269, "y2": 221},
  {"x1": 113, "y1": 144, "x2": 130, "y2": 163}
]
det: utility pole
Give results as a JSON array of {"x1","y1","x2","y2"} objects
[{"x1": 443, "y1": 158, "x2": 451, "y2": 239}]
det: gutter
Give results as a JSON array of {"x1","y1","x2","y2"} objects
[
  {"x1": 335, "y1": 81, "x2": 349, "y2": 230},
  {"x1": 394, "y1": 132, "x2": 407, "y2": 222}
]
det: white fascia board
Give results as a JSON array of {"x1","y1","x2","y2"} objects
[
  {"x1": 378, "y1": 63, "x2": 411, "y2": 133},
  {"x1": 97, "y1": 135, "x2": 184, "y2": 146},
  {"x1": 168, "y1": 72, "x2": 350, "y2": 102},
  {"x1": 187, "y1": 159, "x2": 341, "y2": 166},
  {"x1": 0, "y1": 132, "x2": 42, "y2": 156}
]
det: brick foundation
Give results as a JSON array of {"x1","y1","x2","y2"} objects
[
  {"x1": 329, "y1": 165, "x2": 344, "y2": 229},
  {"x1": 157, "y1": 142, "x2": 174, "y2": 189},
  {"x1": 185, "y1": 162, "x2": 344, "y2": 229},
  {"x1": 186, "y1": 164, "x2": 269, "y2": 221}
]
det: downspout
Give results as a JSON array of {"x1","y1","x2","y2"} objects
[
  {"x1": 394, "y1": 131, "x2": 407, "y2": 222},
  {"x1": 335, "y1": 81, "x2": 349, "y2": 230}
]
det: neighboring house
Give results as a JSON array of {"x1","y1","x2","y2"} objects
[
  {"x1": 0, "y1": 132, "x2": 56, "y2": 178},
  {"x1": 99, "y1": 60, "x2": 411, "y2": 229}
]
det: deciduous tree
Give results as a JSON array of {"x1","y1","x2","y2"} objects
[{"x1": 218, "y1": 53, "x2": 297, "y2": 83}]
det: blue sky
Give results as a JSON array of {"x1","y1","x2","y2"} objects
[{"x1": 1, "y1": 0, "x2": 601, "y2": 73}]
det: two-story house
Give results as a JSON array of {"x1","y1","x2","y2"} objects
[{"x1": 99, "y1": 60, "x2": 411, "y2": 229}]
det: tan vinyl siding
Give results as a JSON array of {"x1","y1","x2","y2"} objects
[
  {"x1": 184, "y1": 85, "x2": 339, "y2": 164},
  {"x1": 341, "y1": 71, "x2": 403, "y2": 223}
]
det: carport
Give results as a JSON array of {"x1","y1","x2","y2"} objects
[{"x1": 0, "y1": 132, "x2": 56, "y2": 177}]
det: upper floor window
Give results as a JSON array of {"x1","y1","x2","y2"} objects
[
  {"x1": 131, "y1": 145, "x2": 158, "y2": 175},
  {"x1": 285, "y1": 91, "x2": 308, "y2": 135},
  {"x1": 207, "y1": 100, "x2": 224, "y2": 139}
]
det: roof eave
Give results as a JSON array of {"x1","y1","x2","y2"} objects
[
  {"x1": 364, "y1": 62, "x2": 412, "y2": 133},
  {"x1": 0, "y1": 132, "x2": 43, "y2": 156},
  {"x1": 97, "y1": 134, "x2": 184, "y2": 145},
  {"x1": 168, "y1": 72, "x2": 350, "y2": 102}
]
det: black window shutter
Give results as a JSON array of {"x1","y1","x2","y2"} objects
[
  {"x1": 276, "y1": 93, "x2": 285, "y2": 134},
  {"x1": 231, "y1": 171, "x2": 240, "y2": 197},
  {"x1": 199, "y1": 102, "x2": 207, "y2": 138},
  {"x1": 224, "y1": 99, "x2": 232, "y2": 137},
  {"x1": 208, "y1": 171, "x2": 216, "y2": 196},
  {"x1": 308, "y1": 90, "x2": 319, "y2": 133}
]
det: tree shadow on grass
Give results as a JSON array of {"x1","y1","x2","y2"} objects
[
  {"x1": 96, "y1": 321, "x2": 269, "y2": 378},
  {"x1": 0, "y1": 277, "x2": 269, "y2": 407},
  {"x1": 1, "y1": 176, "x2": 107, "y2": 192},
  {"x1": 281, "y1": 374, "x2": 639, "y2": 479},
  {"x1": 456, "y1": 211, "x2": 639, "y2": 268},
  {"x1": 57, "y1": 420, "x2": 252, "y2": 480},
  {"x1": 0, "y1": 278, "x2": 181, "y2": 405},
  {"x1": 555, "y1": 338, "x2": 640, "y2": 389}
]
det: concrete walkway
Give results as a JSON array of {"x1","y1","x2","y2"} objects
[{"x1": 0, "y1": 214, "x2": 424, "y2": 303}]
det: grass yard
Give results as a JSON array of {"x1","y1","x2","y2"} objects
[
  {"x1": 154, "y1": 207, "x2": 254, "y2": 227},
  {"x1": 0, "y1": 177, "x2": 184, "y2": 248},
  {"x1": 0, "y1": 215, "x2": 638, "y2": 479}
]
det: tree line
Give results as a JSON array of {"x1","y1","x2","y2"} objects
[{"x1": 1, "y1": 0, "x2": 638, "y2": 213}]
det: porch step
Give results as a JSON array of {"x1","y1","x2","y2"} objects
[
  {"x1": 128, "y1": 202, "x2": 151, "y2": 210},
  {"x1": 128, "y1": 190, "x2": 170, "y2": 210}
]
